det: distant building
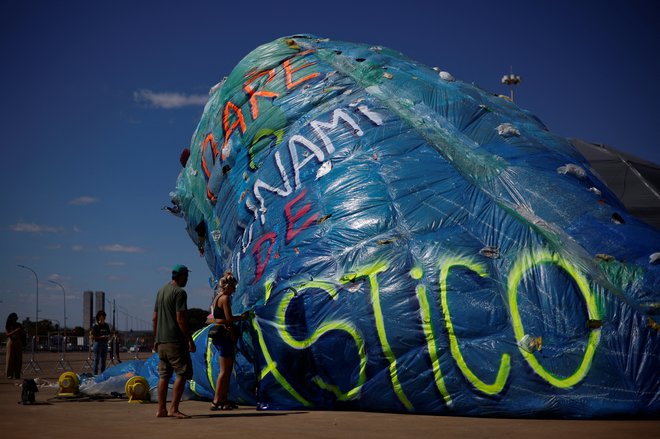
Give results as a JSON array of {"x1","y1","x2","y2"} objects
[
  {"x1": 95, "y1": 291, "x2": 105, "y2": 318},
  {"x1": 83, "y1": 290, "x2": 107, "y2": 330},
  {"x1": 83, "y1": 291, "x2": 93, "y2": 331}
]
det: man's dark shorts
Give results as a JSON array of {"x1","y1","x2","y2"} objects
[{"x1": 157, "y1": 342, "x2": 193, "y2": 380}]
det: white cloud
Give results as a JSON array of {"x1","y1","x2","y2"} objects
[
  {"x1": 99, "y1": 244, "x2": 145, "y2": 253},
  {"x1": 72, "y1": 245, "x2": 84, "y2": 252},
  {"x1": 10, "y1": 223, "x2": 63, "y2": 233},
  {"x1": 69, "y1": 196, "x2": 98, "y2": 206},
  {"x1": 134, "y1": 89, "x2": 208, "y2": 109},
  {"x1": 106, "y1": 261, "x2": 126, "y2": 266},
  {"x1": 47, "y1": 273, "x2": 70, "y2": 283}
]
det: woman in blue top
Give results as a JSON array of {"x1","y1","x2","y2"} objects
[{"x1": 208, "y1": 272, "x2": 249, "y2": 410}]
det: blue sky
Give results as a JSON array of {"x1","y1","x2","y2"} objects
[{"x1": 1, "y1": 0, "x2": 658, "y2": 329}]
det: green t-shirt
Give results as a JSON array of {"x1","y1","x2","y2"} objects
[{"x1": 154, "y1": 282, "x2": 188, "y2": 344}]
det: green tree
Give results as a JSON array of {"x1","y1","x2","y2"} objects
[{"x1": 70, "y1": 326, "x2": 85, "y2": 336}]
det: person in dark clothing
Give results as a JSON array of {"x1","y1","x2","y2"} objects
[
  {"x1": 90, "y1": 310, "x2": 110, "y2": 375},
  {"x1": 110, "y1": 330, "x2": 122, "y2": 363},
  {"x1": 5, "y1": 313, "x2": 24, "y2": 379}
]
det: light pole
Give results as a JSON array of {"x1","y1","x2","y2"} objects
[
  {"x1": 501, "y1": 71, "x2": 522, "y2": 102},
  {"x1": 49, "y1": 280, "x2": 72, "y2": 370},
  {"x1": 104, "y1": 297, "x2": 120, "y2": 365},
  {"x1": 17, "y1": 264, "x2": 41, "y2": 373}
]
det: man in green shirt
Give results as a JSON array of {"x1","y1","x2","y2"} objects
[{"x1": 152, "y1": 264, "x2": 196, "y2": 418}]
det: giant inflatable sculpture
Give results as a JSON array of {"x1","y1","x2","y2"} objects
[{"x1": 134, "y1": 35, "x2": 660, "y2": 417}]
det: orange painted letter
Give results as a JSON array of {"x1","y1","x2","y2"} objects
[
  {"x1": 283, "y1": 50, "x2": 321, "y2": 90},
  {"x1": 244, "y1": 69, "x2": 279, "y2": 120},
  {"x1": 222, "y1": 101, "x2": 246, "y2": 156}
]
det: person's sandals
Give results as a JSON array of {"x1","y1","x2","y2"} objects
[{"x1": 210, "y1": 400, "x2": 239, "y2": 410}]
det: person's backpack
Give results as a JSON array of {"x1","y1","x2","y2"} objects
[{"x1": 20, "y1": 378, "x2": 38, "y2": 404}]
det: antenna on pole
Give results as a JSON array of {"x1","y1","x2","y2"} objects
[{"x1": 501, "y1": 67, "x2": 521, "y2": 102}]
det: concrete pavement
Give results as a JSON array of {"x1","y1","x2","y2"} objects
[{"x1": 1, "y1": 352, "x2": 657, "y2": 438}]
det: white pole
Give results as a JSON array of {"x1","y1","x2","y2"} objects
[{"x1": 18, "y1": 264, "x2": 41, "y2": 372}]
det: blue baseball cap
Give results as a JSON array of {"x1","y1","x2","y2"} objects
[{"x1": 172, "y1": 264, "x2": 190, "y2": 275}]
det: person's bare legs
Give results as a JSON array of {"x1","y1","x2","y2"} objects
[
  {"x1": 156, "y1": 376, "x2": 169, "y2": 417},
  {"x1": 212, "y1": 366, "x2": 223, "y2": 406},
  {"x1": 168, "y1": 374, "x2": 190, "y2": 418},
  {"x1": 218, "y1": 356, "x2": 234, "y2": 404}
]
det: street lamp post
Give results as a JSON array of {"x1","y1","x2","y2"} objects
[
  {"x1": 17, "y1": 264, "x2": 41, "y2": 373},
  {"x1": 104, "y1": 296, "x2": 120, "y2": 365},
  {"x1": 49, "y1": 280, "x2": 72, "y2": 371},
  {"x1": 111, "y1": 298, "x2": 120, "y2": 364},
  {"x1": 501, "y1": 72, "x2": 522, "y2": 102}
]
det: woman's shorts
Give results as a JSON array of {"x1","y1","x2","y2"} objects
[{"x1": 212, "y1": 338, "x2": 235, "y2": 358}]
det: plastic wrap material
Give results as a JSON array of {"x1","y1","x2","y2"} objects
[{"x1": 118, "y1": 36, "x2": 660, "y2": 418}]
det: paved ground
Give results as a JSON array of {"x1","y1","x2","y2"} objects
[{"x1": 0, "y1": 352, "x2": 657, "y2": 438}]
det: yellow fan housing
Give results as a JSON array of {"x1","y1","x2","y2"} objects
[
  {"x1": 125, "y1": 376, "x2": 150, "y2": 403},
  {"x1": 58, "y1": 372, "x2": 80, "y2": 396}
]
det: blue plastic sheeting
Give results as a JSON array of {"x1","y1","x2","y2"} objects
[
  {"x1": 92, "y1": 329, "x2": 256, "y2": 404},
  {"x1": 153, "y1": 35, "x2": 659, "y2": 417}
]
